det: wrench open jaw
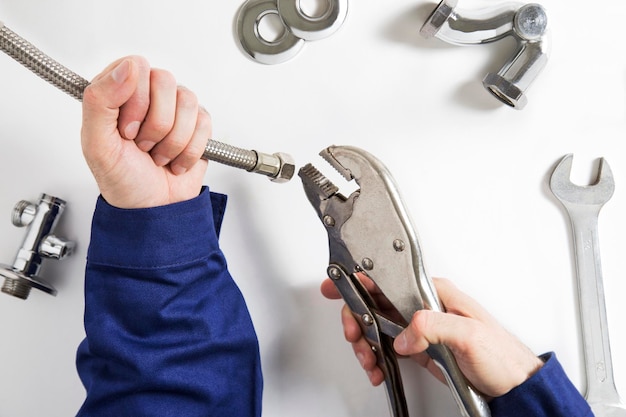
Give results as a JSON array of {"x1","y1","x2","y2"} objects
[
  {"x1": 550, "y1": 154, "x2": 615, "y2": 206},
  {"x1": 299, "y1": 145, "x2": 490, "y2": 417},
  {"x1": 550, "y1": 154, "x2": 626, "y2": 416}
]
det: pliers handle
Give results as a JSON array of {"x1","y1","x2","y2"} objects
[
  {"x1": 299, "y1": 145, "x2": 491, "y2": 417},
  {"x1": 327, "y1": 264, "x2": 407, "y2": 417}
]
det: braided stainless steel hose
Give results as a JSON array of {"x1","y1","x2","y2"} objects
[{"x1": 0, "y1": 21, "x2": 294, "y2": 183}]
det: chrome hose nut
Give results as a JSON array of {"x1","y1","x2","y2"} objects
[
  {"x1": 251, "y1": 151, "x2": 296, "y2": 183},
  {"x1": 270, "y1": 152, "x2": 296, "y2": 183}
]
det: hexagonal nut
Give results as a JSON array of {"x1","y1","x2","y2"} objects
[
  {"x1": 482, "y1": 72, "x2": 527, "y2": 110},
  {"x1": 270, "y1": 152, "x2": 296, "y2": 183},
  {"x1": 420, "y1": 0, "x2": 458, "y2": 38}
]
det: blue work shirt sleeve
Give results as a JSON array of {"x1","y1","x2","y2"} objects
[
  {"x1": 490, "y1": 352, "x2": 592, "y2": 417},
  {"x1": 75, "y1": 186, "x2": 263, "y2": 417}
]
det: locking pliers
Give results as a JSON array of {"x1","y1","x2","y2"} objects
[{"x1": 298, "y1": 145, "x2": 491, "y2": 417}]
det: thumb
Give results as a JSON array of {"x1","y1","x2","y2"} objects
[
  {"x1": 81, "y1": 58, "x2": 139, "y2": 154},
  {"x1": 394, "y1": 309, "x2": 476, "y2": 356}
]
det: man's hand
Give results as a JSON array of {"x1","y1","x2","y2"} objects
[
  {"x1": 81, "y1": 56, "x2": 211, "y2": 209},
  {"x1": 321, "y1": 276, "x2": 544, "y2": 398}
]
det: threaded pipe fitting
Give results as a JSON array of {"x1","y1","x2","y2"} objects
[
  {"x1": 1, "y1": 277, "x2": 32, "y2": 300},
  {"x1": 11, "y1": 200, "x2": 36, "y2": 227}
]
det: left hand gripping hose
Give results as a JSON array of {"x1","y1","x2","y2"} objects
[{"x1": 0, "y1": 21, "x2": 295, "y2": 183}]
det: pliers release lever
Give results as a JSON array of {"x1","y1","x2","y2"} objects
[{"x1": 299, "y1": 145, "x2": 491, "y2": 417}]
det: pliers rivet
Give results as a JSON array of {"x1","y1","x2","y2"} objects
[
  {"x1": 361, "y1": 258, "x2": 374, "y2": 271},
  {"x1": 362, "y1": 313, "x2": 374, "y2": 326},
  {"x1": 393, "y1": 239, "x2": 405, "y2": 252},
  {"x1": 323, "y1": 215, "x2": 335, "y2": 227},
  {"x1": 328, "y1": 267, "x2": 341, "y2": 280}
]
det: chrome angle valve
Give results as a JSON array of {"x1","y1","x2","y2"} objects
[{"x1": 0, "y1": 194, "x2": 75, "y2": 300}]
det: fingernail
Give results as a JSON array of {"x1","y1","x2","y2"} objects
[
  {"x1": 124, "y1": 121, "x2": 141, "y2": 140},
  {"x1": 111, "y1": 59, "x2": 131, "y2": 84},
  {"x1": 153, "y1": 154, "x2": 169, "y2": 167}
]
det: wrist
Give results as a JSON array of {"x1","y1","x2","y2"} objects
[
  {"x1": 100, "y1": 183, "x2": 204, "y2": 209},
  {"x1": 506, "y1": 350, "x2": 546, "y2": 395}
]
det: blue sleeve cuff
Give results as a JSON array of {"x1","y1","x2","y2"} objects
[
  {"x1": 490, "y1": 352, "x2": 593, "y2": 417},
  {"x1": 87, "y1": 186, "x2": 227, "y2": 269}
]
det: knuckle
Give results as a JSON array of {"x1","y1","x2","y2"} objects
[
  {"x1": 185, "y1": 139, "x2": 206, "y2": 160},
  {"x1": 151, "y1": 68, "x2": 176, "y2": 89},
  {"x1": 173, "y1": 141, "x2": 204, "y2": 167},
  {"x1": 342, "y1": 309, "x2": 361, "y2": 342},
  {"x1": 162, "y1": 137, "x2": 189, "y2": 158},
  {"x1": 129, "y1": 55, "x2": 150, "y2": 70},
  {"x1": 176, "y1": 86, "x2": 198, "y2": 110},
  {"x1": 344, "y1": 322, "x2": 360, "y2": 343},
  {"x1": 81, "y1": 84, "x2": 98, "y2": 105},
  {"x1": 148, "y1": 118, "x2": 175, "y2": 138},
  {"x1": 412, "y1": 310, "x2": 431, "y2": 333},
  {"x1": 199, "y1": 106, "x2": 212, "y2": 119},
  {"x1": 196, "y1": 108, "x2": 213, "y2": 135}
]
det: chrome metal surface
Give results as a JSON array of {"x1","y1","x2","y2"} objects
[
  {"x1": 300, "y1": 145, "x2": 491, "y2": 417},
  {"x1": 550, "y1": 154, "x2": 626, "y2": 416},
  {"x1": 421, "y1": 0, "x2": 516, "y2": 45},
  {"x1": 0, "y1": 21, "x2": 87, "y2": 100},
  {"x1": 482, "y1": 34, "x2": 548, "y2": 109},
  {"x1": 514, "y1": 3, "x2": 548, "y2": 41},
  {"x1": 0, "y1": 20, "x2": 294, "y2": 182},
  {"x1": 420, "y1": 1, "x2": 549, "y2": 109},
  {"x1": 236, "y1": 0, "x2": 305, "y2": 64},
  {"x1": 277, "y1": 0, "x2": 348, "y2": 41},
  {"x1": 1, "y1": 194, "x2": 75, "y2": 300}
]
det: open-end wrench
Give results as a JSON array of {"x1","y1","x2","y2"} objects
[{"x1": 550, "y1": 154, "x2": 626, "y2": 416}]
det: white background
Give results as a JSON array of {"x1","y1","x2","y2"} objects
[{"x1": 0, "y1": 0, "x2": 624, "y2": 416}]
